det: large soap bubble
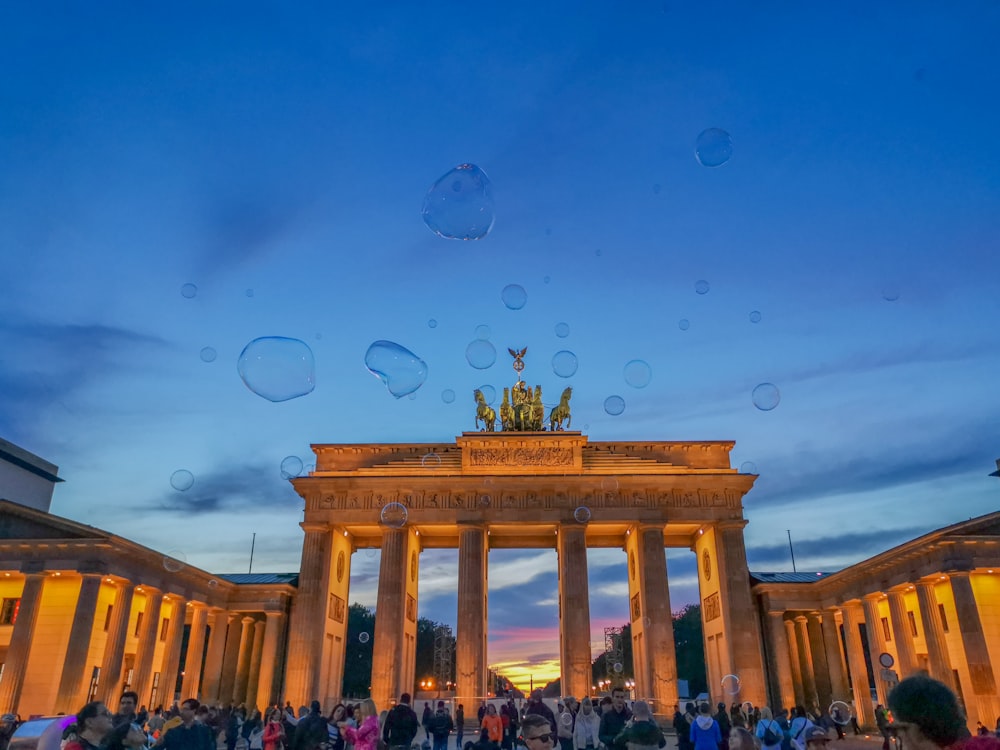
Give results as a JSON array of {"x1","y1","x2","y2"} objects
[
  {"x1": 380, "y1": 502, "x2": 409, "y2": 528},
  {"x1": 280, "y1": 456, "x2": 304, "y2": 479},
  {"x1": 170, "y1": 470, "x2": 195, "y2": 492},
  {"x1": 752, "y1": 383, "x2": 781, "y2": 411},
  {"x1": 466, "y1": 340, "x2": 497, "y2": 369},
  {"x1": 501, "y1": 284, "x2": 527, "y2": 310},
  {"x1": 623, "y1": 360, "x2": 652, "y2": 388},
  {"x1": 552, "y1": 350, "x2": 578, "y2": 378},
  {"x1": 695, "y1": 128, "x2": 733, "y2": 167},
  {"x1": 604, "y1": 395, "x2": 626, "y2": 416},
  {"x1": 421, "y1": 164, "x2": 495, "y2": 240},
  {"x1": 365, "y1": 341, "x2": 428, "y2": 398},
  {"x1": 238, "y1": 337, "x2": 316, "y2": 402}
]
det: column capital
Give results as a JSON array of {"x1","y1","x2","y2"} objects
[
  {"x1": 636, "y1": 522, "x2": 667, "y2": 533},
  {"x1": 887, "y1": 583, "x2": 913, "y2": 594},
  {"x1": 135, "y1": 584, "x2": 162, "y2": 595},
  {"x1": 946, "y1": 569, "x2": 972, "y2": 579},
  {"x1": 264, "y1": 610, "x2": 284, "y2": 620},
  {"x1": 715, "y1": 519, "x2": 749, "y2": 531},
  {"x1": 301, "y1": 522, "x2": 329, "y2": 533},
  {"x1": 862, "y1": 592, "x2": 887, "y2": 602},
  {"x1": 917, "y1": 575, "x2": 947, "y2": 586},
  {"x1": 793, "y1": 614, "x2": 809, "y2": 623},
  {"x1": 241, "y1": 615, "x2": 256, "y2": 625},
  {"x1": 767, "y1": 610, "x2": 788, "y2": 619}
]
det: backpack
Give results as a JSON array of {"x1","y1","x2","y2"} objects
[{"x1": 762, "y1": 721, "x2": 782, "y2": 746}]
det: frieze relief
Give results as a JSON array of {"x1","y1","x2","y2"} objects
[
  {"x1": 468, "y1": 447, "x2": 574, "y2": 466},
  {"x1": 313, "y1": 486, "x2": 740, "y2": 512}
]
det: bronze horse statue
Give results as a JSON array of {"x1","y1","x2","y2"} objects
[
  {"x1": 474, "y1": 389, "x2": 496, "y2": 432},
  {"x1": 548, "y1": 386, "x2": 572, "y2": 431}
]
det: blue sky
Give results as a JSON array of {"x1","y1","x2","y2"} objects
[{"x1": 1, "y1": 2, "x2": 999, "y2": 687}]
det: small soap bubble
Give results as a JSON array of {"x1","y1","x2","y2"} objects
[
  {"x1": 740, "y1": 461, "x2": 758, "y2": 474},
  {"x1": 695, "y1": 279, "x2": 710, "y2": 295},
  {"x1": 407, "y1": 392, "x2": 417, "y2": 401},
  {"x1": 475, "y1": 324, "x2": 491, "y2": 340},
  {"x1": 478, "y1": 384, "x2": 497, "y2": 404},
  {"x1": 441, "y1": 389, "x2": 456, "y2": 404},
  {"x1": 555, "y1": 322, "x2": 570, "y2": 338},
  {"x1": 478, "y1": 494, "x2": 492, "y2": 508},
  {"x1": 380, "y1": 502, "x2": 408, "y2": 528},
  {"x1": 245, "y1": 288, "x2": 254, "y2": 298},
  {"x1": 552, "y1": 350, "x2": 578, "y2": 378},
  {"x1": 466, "y1": 340, "x2": 497, "y2": 369},
  {"x1": 749, "y1": 311, "x2": 762, "y2": 323},
  {"x1": 595, "y1": 249, "x2": 603, "y2": 257},
  {"x1": 359, "y1": 632, "x2": 371, "y2": 644},
  {"x1": 829, "y1": 701, "x2": 851, "y2": 726},
  {"x1": 163, "y1": 550, "x2": 186, "y2": 573},
  {"x1": 601, "y1": 477, "x2": 619, "y2": 494},
  {"x1": 364, "y1": 548, "x2": 377, "y2": 559},
  {"x1": 501, "y1": 284, "x2": 527, "y2": 310},
  {"x1": 721, "y1": 674, "x2": 741, "y2": 695},
  {"x1": 613, "y1": 662, "x2": 623, "y2": 673},
  {"x1": 623, "y1": 360, "x2": 652, "y2": 389},
  {"x1": 207, "y1": 578, "x2": 218, "y2": 588},
  {"x1": 678, "y1": 319, "x2": 690, "y2": 331},
  {"x1": 653, "y1": 183, "x2": 662, "y2": 194},
  {"x1": 695, "y1": 128, "x2": 733, "y2": 167},
  {"x1": 364, "y1": 340, "x2": 428, "y2": 398},
  {"x1": 428, "y1": 319, "x2": 438, "y2": 329},
  {"x1": 180, "y1": 283, "x2": 198, "y2": 299},
  {"x1": 604, "y1": 395, "x2": 626, "y2": 416},
  {"x1": 421, "y1": 163, "x2": 495, "y2": 240},
  {"x1": 752, "y1": 383, "x2": 780, "y2": 411},
  {"x1": 882, "y1": 286, "x2": 900, "y2": 302},
  {"x1": 561, "y1": 713, "x2": 573, "y2": 727},
  {"x1": 543, "y1": 275, "x2": 551, "y2": 284},
  {"x1": 238, "y1": 337, "x2": 316, "y2": 402},
  {"x1": 573, "y1": 506, "x2": 592, "y2": 523},
  {"x1": 170, "y1": 470, "x2": 195, "y2": 492},
  {"x1": 280, "y1": 456, "x2": 304, "y2": 479},
  {"x1": 200, "y1": 347, "x2": 217, "y2": 363},
  {"x1": 421, "y1": 452, "x2": 442, "y2": 468}
]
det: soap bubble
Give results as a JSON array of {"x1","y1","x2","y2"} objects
[
  {"x1": 474, "y1": 324, "x2": 491, "y2": 340},
  {"x1": 695, "y1": 128, "x2": 733, "y2": 167},
  {"x1": 170, "y1": 470, "x2": 195, "y2": 492},
  {"x1": 365, "y1": 548, "x2": 377, "y2": 559},
  {"x1": 882, "y1": 286, "x2": 900, "y2": 302},
  {"x1": 552, "y1": 350, "x2": 578, "y2": 378},
  {"x1": 573, "y1": 506, "x2": 592, "y2": 523},
  {"x1": 613, "y1": 662, "x2": 623, "y2": 673},
  {"x1": 601, "y1": 477, "x2": 619, "y2": 494},
  {"x1": 180, "y1": 283, "x2": 198, "y2": 299},
  {"x1": 245, "y1": 289, "x2": 254, "y2": 298},
  {"x1": 543, "y1": 275, "x2": 551, "y2": 284},
  {"x1": 364, "y1": 340, "x2": 428, "y2": 398},
  {"x1": 428, "y1": 319, "x2": 438, "y2": 328},
  {"x1": 380, "y1": 502, "x2": 408, "y2": 528},
  {"x1": 359, "y1": 632, "x2": 371, "y2": 644},
  {"x1": 623, "y1": 360, "x2": 652, "y2": 388},
  {"x1": 501, "y1": 284, "x2": 527, "y2": 310},
  {"x1": 478, "y1": 385, "x2": 496, "y2": 404},
  {"x1": 740, "y1": 461, "x2": 758, "y2": 474},
  {"x1": 200, "y1": 347, "x2": 217, "y2": 363},
  {"x1": 207, "y1": 579, "x2": 218, "y2": 588},
  {"x1": 653, "y1": 183, "x2": 662, "y2": 194},
  {"x1": 604, "y1": 396, "x2": 625, "y2": 416},
  {"x1": 555, "y1": 322, "x2": 570, "y2": 338},
  {"x1": 163, "y1": 550, "x2": 186, "y2": 573},
  {"x1": 466, "y1": 340, "x2": 497, "y2": 369},
  {"x1": 722, "y1": 674, "x2": 741, "y2": 695},
  {"x1": 595, "y1": 249, "x2": 603, "y2": 257},
  {"x1": 752, "y1": 383, "x2": 781, "y2": 411},
  {"x1": 421, "y1": 163, "x2": 495, "y2": 240},
  {"x1": 749, "y1": 311, "x2": 762, "y2": 323},
  {"x1": 695, "y1": 280, "x2": 710, "y2": 295},
  {"x1": 678, "y1": 319, "x2": 690, "y2": 331},
  {"x1": 280, "y1": 456, "x2": 304, "y2": 479},
  {"x1": 238, "y1": 337, "x2": 316, "y2": 402},
  {"x1": 829, "y1": 701, "x2": 852, "y2": 725},
  {"x1": 422, "y1": 452, "x2": 442, "y2": 468},
  {"x1": 441, "y1": 389, "x2": 456, "y2": 404}
]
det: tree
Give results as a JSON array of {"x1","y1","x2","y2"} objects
[
  {"x1": 343, "y1": 603, "x2": 375, "y2": 697},
  {"x1": 673, "y1": 605, "x2": 707, "y2": 696}
]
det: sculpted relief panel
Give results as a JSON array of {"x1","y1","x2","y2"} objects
[{"x1": 467, "y1": 447, "x2": 574, "y2": 466}]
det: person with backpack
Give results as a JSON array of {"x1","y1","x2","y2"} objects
[
  {"x1": 428, "y1": 702, "x2": 455, "y2": 750},
  {"x1": 384, "y1": 694, "x2": 420, "y2": 750},
  {"x1": 755, "y1": 708, "x2": 784, "y2": 750},
  {"x1": 295, "y1": 702, "x2": 332, "y2": 750},
  {"x1": 788, "y1": 707, "x2": 814, "y2": 750},
  {"x1": 690, "y1": 704, "x2": 721, "y2": 750}
]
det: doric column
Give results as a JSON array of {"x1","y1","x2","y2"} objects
[
  {"x1": 456, "y1": 525, "x2": 488, "y2": 708},
  {"x1": 784, "y1": 618, "x2": 805, "y2": 707},
  {"x1": 232, "y1": 616, "x2": 257, "y2": 704},
  {"x1": 632, "y1": 524, "x2": 677, "y2": 717},
  {"x1": 0, "y1": 572, "x2": 46, "y2": 713},
  {"x1": 821, "y1": 609, "x2": 849, "y2": 702},
  {"x1": 558, "y1": 525, "x2": 592, "y2": 701},
  {"x1": 158, "y1": 596, "x2": 188, "y2": 708},
  {"x1": 886, "y1": 589, "x2": 918, "y2": 678},
  {"x1": 806, "y1": 613, "x2": 832, "y2": 709},
  {"x1": 99, "y1": 581, "x2": 135, "y2": 703},
  {"x1": 840, "y1": 603, "x2": 875, "y2": 727},
  {"x1": 794, "y1": 616, "x2": 819, "y2": 710},
  {"x1": 218, "y1": 613, "x2": 244, "y2": 703},
  {"x1": 862, "y1": 595, "x2": 890, "y2": 706},
  {"x1": 372, "y1": 527, "x2": 419, "y2": 708},
  {"x1": 181, "y1": 605, "x2": 209, "y2": 700},
  {"x1": 200, "y1": 610, "x2": 232, "y2": 704},
  {"x1": 765, "y1": 612, "x2": 795, "y2": 710},
  {"x1": 915, "y1": 579, "x2": 952, "y2": 683},
  {"x1": 132, "y1": 588, "x2": 164, "y2": 707},
  {"x1": 54, "y1": 574, "x2": 104, "y2": 712},
  {"x1": 245, "y1": 619, "x2": 267, "y2": 708},
  {"x1": 714, "y1": 522, "x2": 766, "y2": 704},
  {"x1": 949, "y1": 571, "x2": 999, "y2": 726},
  {"x1": 255, "y1": 612, "x2": 285, "y2": 710},
  {"x1": 284, "y1": 523, "x2": 333, "y2": 706}
]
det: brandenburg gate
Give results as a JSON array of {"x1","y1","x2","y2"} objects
[{"x1": 283, "y1": 428, "x2": 767, "y2": 714}]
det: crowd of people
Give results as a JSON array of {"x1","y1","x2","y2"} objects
[{"x1": 4, "y1": 676, "x2": 999, "y2": 750}]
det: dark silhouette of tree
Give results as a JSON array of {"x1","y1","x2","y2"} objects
[
  {"x1": 673, "y1": 605, "x2": 707, "y2": 695},
  {"x1": 343, "y1": 603, "x2": 375, "y2": 697}
]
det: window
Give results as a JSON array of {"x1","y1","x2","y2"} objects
[
  {"x1": 104, "y1": 604, "x2": 113, "y2": 632},
  {"x1": 133, "y1": 611, "x2": 144, "y2": 637},
  {"x1": 0, "y1": 599, "x2": 20, "y2": 626},
  {"x1": 907, "y1": 611, "x2": 918, "y2": 637},
  {"x1": 938, "y1": 603, "x2": 949, "y2": 633},
  {"x1": 159, "y1": 618, "x2": 170, "y2": 641},
  {"x1": 881, "y1": 616, "x2": 891, "y2": 641}
]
